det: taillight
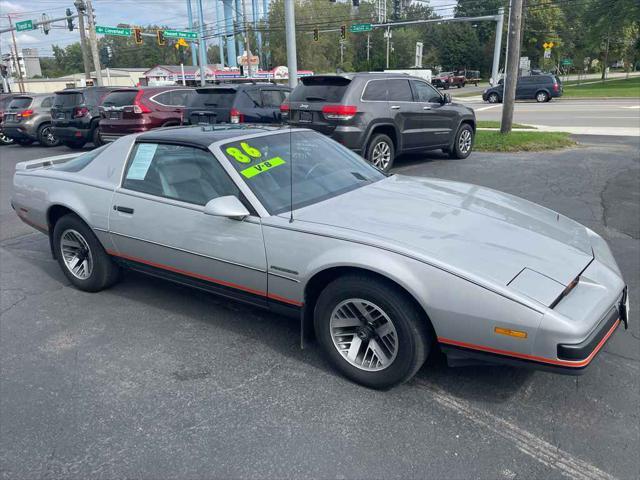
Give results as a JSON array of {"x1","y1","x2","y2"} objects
[
  {"x1": 280, "y1": 103, "x2": 290, "y2": 117},
  {"x1": 230, "y1": 108, "x2": 243, "y2": 124},
  {"x1": 553, "y1": 82, "x2": 559, "y2": 92},
  {"x1": 73, "y1": 106, "x2": 89, "y2": 118},
  {"x1": 322, "y1": 105, "x2": 357, "y2": 120},
  {"x1": 132, "y1": 90, "x2": 151, "y2": 114},
  {"x1": 17, "y1": 109, "x2": 34, "y2": 118}
]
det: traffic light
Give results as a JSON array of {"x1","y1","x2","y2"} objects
[
  {"x1": 392, "y1": 0, "x2": 400, "y2": 19},
  {"x1": 313, "y1": 28, "x2": 319, "y2": 42},
  {"x1": 157, "y1": 30, "x2": 165, "y2": 46},
  {"x1": 66, "y1": 8, "x2": 74, "y2": 31},
  {"x1": 352, "y1": 0, "x2": 359, "y2": 6},
  {"x1": 133, "y1": 27, "x2": 142, "y2": 45},
  {"x1": 340, "y1": 25, "x2": 346, "y2": 40}
]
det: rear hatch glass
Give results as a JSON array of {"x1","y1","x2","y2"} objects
[
  {"x1": 101, "y1": 90, "x2": 139, "y2": 120},
  {"x1": 53, "y1": 92, "x2": 83, "y2": 121},
  {"x1": 8, "y1": 97, "x2": 32, "y2": 110},
  {"x1": 186, "y1": 88, "x2": 237, "y2": 124},
  {"x1": 288, "y1": 76, "x2": 351, "y2": 133}
]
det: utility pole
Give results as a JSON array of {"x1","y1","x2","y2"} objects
[
  {"x1": 186, "y1": 0, "x2": 198, "y2": 66},
  {"x1": 284, "y1": 0, "x2": 298, "y2": 87},
  {"x1": 84, "y1": 0, "x2": 103, "y2": 86},
  {"x1": 241, "y1": 0, "x2": 252, "y2": 76},
  {"x1": 385, "y1": 27, "x2": 391, "y2": 69},
  {"x1": 491, "y1": 7, "x2": 504, "y2": 86},
  {"x1": 339, "y1": 39, "x2": 344, "y2": 66},
  {"x1": 196, "y1": 0, "x2": 207, "y2": 85},
  {"x1": 366, "y1": 33, "x2": 370, "y2": 67},
  {"x1": 7, "y1": 15, "x2": 25, "y2": 93},
  {"x1": 500, "y1": 0, "x2": 524, "y2": 134},
  {"x1": 74, "y1": 0, "x2": 92, "y2": 80}
]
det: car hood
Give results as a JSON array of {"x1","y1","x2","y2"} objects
[{"x1": 293, "y1": 175, "x2": 593, "y2": 287}]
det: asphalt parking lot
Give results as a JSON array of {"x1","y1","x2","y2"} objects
[{"x1": 1, "y1": 137, "x2": 639, "y2": 479}]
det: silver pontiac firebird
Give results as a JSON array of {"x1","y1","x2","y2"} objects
[{"x1": 12, "y1": 125, "x2": 629, "y2": 389}]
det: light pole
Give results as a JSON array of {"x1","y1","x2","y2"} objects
[
  {"x1": 284, "y1": 0, "x2": 297, "y2": 87},
  {"x1": 500, "y1": 0, "x2": 524, "y2": 133}
]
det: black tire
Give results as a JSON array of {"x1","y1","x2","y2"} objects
[
  {"x1": 63, "y1": 140, "x2": 86, "y2": 149},
  {"x1": 444, "y1": 83, "x2": 450, "y2": 90},
  {"x1": 535, "y1": 90, "x2": 549, "y2": 103},
  {"x1": 487, "y1": 92, "x2": 501, "y2": 103},
  {"x1": 365, "y1": 133, "x2": 395, "y2": 172},
  {"x1": 0, "y1": 133, "x2": 13, "y2": 145},
  {"x1": 15, "y1": 138, "x2": 34, "y2": 146},
  {"x1": 53, "y1": 214, "x2": 120, "y2": 292},
  {"x1": 92, "y1": 125, "x2": 104, "y2": 147},
  {"x1": 449, "y1": 123, "x2": 474, "y2": 159},
  {"x1": 314, "y1": 274, "x2": 430, "y2": 389},
  {"x1": 37, "y1": 123, "x2": 60, "y2": 147}
]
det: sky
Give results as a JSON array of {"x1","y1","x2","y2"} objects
[{"x1": 0, "y1": 0, "x2": 457, "y2": 58}]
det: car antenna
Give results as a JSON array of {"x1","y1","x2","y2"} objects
[{"x1": 289, "y1": 119, "x2": 294, "y2": 223}]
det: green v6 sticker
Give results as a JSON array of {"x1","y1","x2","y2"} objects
[{"x1": 240, "y1": 157, "x2": 286, "y2": 179}]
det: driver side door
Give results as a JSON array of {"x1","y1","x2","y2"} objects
[
  {"x1": 410, "y1": 80, "x2": 457, "y2": 148},
  {"x1": 108, "y1": 142, "x2": 268, "y2": 307}
]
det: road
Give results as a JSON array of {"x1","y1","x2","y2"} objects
[
  {"x1": 460, "y1": 98, "x2": 640, "y2": 136},
  {"x1": 1, "y1": 138, "x2": 638, "y2": 479}
]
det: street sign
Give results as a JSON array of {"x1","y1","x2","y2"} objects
[
  {"x1": 543, "y1": 41, "x2": 555, "y2": 49},
  {"x1": 175, "y1": 38, "x2": 189, "y2": 49},
  {"x1": 561, "y1": 58, "x2": 573, "y2": 66},
  {"x1": 16, "y1": 20, "x2": 35, "y2": 32},
  {"x1": 544, "y1": 49, "x2": 551, "y2": 59},
  {"x1": 350, "y1": 23, "x2": 372, "y2": 33},
  {"x1": 165, "y1": 30, "x2": 197, "y2": 40},
  {"x1": 96, "y1": 25, "x2": 132, "y2": 36}
]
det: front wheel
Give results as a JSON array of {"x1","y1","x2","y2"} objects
[
  {"x1": 314, "y1": 274, "x2": 430, "y2": 389},
  {"x1": 53, "y1": 214, "x2": 120, "y2": 292},
  {"x1": 38, "y1": 124, "x2": 60, "y2": 147},
  {"x1": 487, "y1": 92, "x2": 500, "y2": 103},
  {"x1": 365, "y1": 133, "x2": 395, "y2": 172},
  {"x1": 449, "y1": 124, "x2": 474, "y2": 159},
  {"x1": 0, "y1": 133, "x2": 13, "y2": 145}
]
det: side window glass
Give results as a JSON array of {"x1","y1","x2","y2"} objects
[
  {"x1": 123, "y1": 143, "x2": 239, "y2": 206},
  {"x1": 153, "y1": 92, "x2": 172, "y2": 105},
  {"x1": 243, "y1": 89, "x2": 262, "y2": 107},
  {"x1": 41, "y1": 97, "x2": 53, "y2": 108},
  {"x1": 387, "y1": 79, "x2": 413, "y2": 102},
  {"x1": 411, "y1": 81, "x2": 441, "y2": 103},
  {"x1": 362, "y1": 80, "x2": 388, "y2": 101},
  {"x1": 170, "y1": 90, "x2": 190, "y2": 106},
  {"x1": 261, "y1": 90, "x2": 283, "y2": 108}
]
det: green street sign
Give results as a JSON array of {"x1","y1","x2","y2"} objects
[
  {"x1": 96, "y1": 25, "x2": 132, "y2": 36},
  {"x1": 164, "y1": 30, "x2": 198, "y2": 40},
  {"x1": 561, "y1": 58, "x2": 573, "y2": 66},
  {"x1": 16, "y1": 20, "x2": 35, "y2": 32},
  {"x1": 350, "y1": 23, "x2": 372, "y2": 33}
]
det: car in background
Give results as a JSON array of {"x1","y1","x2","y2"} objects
[
  {"x1": 182, "y1": 83, "x2": 290, "y2": 126},
  {"x1": 51, "y1": 87, "x2": 116, "y2": 149},
  {"x1": 0, "y1": 93, "x2": 23, "y2": 145},
  {"x1": 2, "y1": 93, "x2": 60, "y2": 147},
  {"x1": 432, "y1": 71, "x2": 466, "y2": 89},
  {"x1": 99, "y1": 86, "x2": 193, "y2": 143},
  {"x1": 482, "y1": 74, "x2": 563, "y2": 103},
  {"x1": 464, "y1": 70, "x2": 481, "y2": 86},
  {"x1": 282, "y1": 73, "x2": 476, "y2": 171}
]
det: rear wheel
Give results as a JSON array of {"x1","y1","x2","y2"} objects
[
  {"x1": 449, "y1": 124, "x2": 474, "y2": 159},
  {"x1": 314, "y1": 274, "x2": 430, "y2": 389},
  {"x1": 0, "y1": 133, "x2": 13, "y2": 145},
  {"x1": 37, "y1": 124, "x2": 60, "y2": 147},
  {"x1": 63, "y1": 140, "x2": 86, "y2": 149},
  {"x1": 487, "y1": 92, "x2": 500, "y2": 103},
  {"x1": 366, "y1": 133, "x2": 395, "y2": 172},
  {"x1": 53, "y1": 214, "x2": 120, "y2": 292},
  {"x1": 92, "y1": 125, "x2": 104, "y2": 147},
  {"x1": 535, "y1": 91, "x2": 549, "y2": 103}
]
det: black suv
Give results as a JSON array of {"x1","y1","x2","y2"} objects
[
  {"x1": 183, "y1": 83, "x2": 290, "y2": 125},
  {"x1": 51, "y1": 87, "x2": 116, "y2": 149},
  {"x1": 283, "y1": 73, "x2": 476, "y2": 171},
  {"x1": 482, "y1": 74, "x2": 563, "y2": 103}
]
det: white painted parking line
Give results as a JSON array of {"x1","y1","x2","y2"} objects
[
  {"x1": 622, "y1": 105, "x2": 640, "y2": 109},
  {"x1": 474, "y1": 105, "x2": 500, "y2": 112},
  {"x1": 417, "y1": 381, "x2": 618, "y2": 480}
]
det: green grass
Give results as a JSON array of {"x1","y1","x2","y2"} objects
[
  {"x1": 474, "y1": 131, "x2": 575, "y2": 152},
  {"x1": 563, "y1": 76, "x2": 640, "y2": 97},
  {"x1": 477, "y1": 120, "x2": 536, "y2": 129}
]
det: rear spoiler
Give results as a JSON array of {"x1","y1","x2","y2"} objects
[{"x1": 15, "y1": 152, "x2": 81, "y2": 171}]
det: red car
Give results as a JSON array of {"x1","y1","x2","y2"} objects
[{"x1": 99, "y1": 86, "x2": 193, "y2": 143}]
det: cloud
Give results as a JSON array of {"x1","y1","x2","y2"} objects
[
  {"x1": 0, "y1": 1, "x2": 27, "y2": 14},
  {"x1": 16, "y1": 33, "x2": 39, "y2": 44}
]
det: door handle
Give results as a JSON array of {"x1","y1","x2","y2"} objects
[
  {"x1": 114, "y1": 205, "x2": 134, "y2": 214},
  {"x1": 390, "y1": 105, "x2": 401, "y2": 110}
]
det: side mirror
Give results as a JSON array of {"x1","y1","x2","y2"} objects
[
  {"x1": 203, "y1": 196, "x2": 250, "y2": 220},
  {"x1": 442, "y1": 93, "x2": 452, "y2": 104}
]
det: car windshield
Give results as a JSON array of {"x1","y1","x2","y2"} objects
[
  {"x1": 102, "y1": 90, "x2": 138, "y2": 107},
  {"x1": 54, "y1": 92, "x2": 83, "y2": 107},
  {"x1": 189, "y1": 89, "x2": 236, "y2": 108},
  {"x1": 220, "y1": 131, "x2": 385, "y2": 214}
]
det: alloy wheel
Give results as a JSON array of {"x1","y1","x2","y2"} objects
[
  {"x1": 329, "y1": 298, "x2": 398, "y2": 371},
  {"x1": 60, "y1": 229, "x2": 93, "y2": 280},
  {"x1": 536, "y1": 92, "x2": 547, "y2": 102},
  {"x1": 41, "y1": 126, "x2": 57, "y2": 146},
  {"x1": 458, "y1": 129, "x2": 472, "y2": 154},
  {"x1": 371, "y1": 141, "x2": 391, "y2": 170}
]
